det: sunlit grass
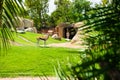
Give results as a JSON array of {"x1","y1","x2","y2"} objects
[
  {"x1": 0, "y1": 46, "x2": 80, "y2": 77},
  {"x1": 18, "y1": 32, "x2": 66, "y2": 44},
  {"x1": 0, "y1": 32, "x2": 81, "y2": 77}
]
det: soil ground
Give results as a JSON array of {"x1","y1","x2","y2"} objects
[{"x1": 48, "y1": 42, "x2": 85, "y2": 49}]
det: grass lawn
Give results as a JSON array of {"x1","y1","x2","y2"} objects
[
  {"x1": 0, "y1": 32, "x2": 82, "y2": 77},
  {"x1": 0, "y1": 46, "x2": 80, "y2": 77},
  {"x1": 17, "y1": 32, "x2": 66, "y2": 44}
]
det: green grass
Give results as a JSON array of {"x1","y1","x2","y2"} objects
[
  {"x1": 18, "y1": 32, "x2": 66, "y2": 44},
  {"x1": 0, "y1": 32, "x2": 81, "y2": 77},
  {"x1": 0, "y1": 46, "x2": 80, "y2": 77}
]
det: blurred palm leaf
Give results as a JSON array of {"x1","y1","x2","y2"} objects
[
  {"x1": 71, "y1": 0, "x2": 120, "y2": 80},
  {"x1": 0, "y1": 0, "x2": 25, "y2": 55}
]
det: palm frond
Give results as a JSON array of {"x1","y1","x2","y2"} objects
[
  {"x1": 71, "y1": 0, "x2": 120, "y2": 79},
  {"x1": 0, "y1": 0, "x2": 25, "y2": 54}
]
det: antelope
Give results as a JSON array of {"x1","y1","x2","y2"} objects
[{"x1": 36, "y1": 34, "x2": 49, "y2": 46}]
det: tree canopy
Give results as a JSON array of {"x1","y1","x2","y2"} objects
[
  {"x1": 50, "y1": 0, "x2": 91, "y2": 26},
  {"x1": 24, "y1": 0, "x2": 49, "y2": 29}
]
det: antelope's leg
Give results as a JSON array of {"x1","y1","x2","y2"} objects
[
  {"x1": 44, "y1": 41, "x2": 46, "y2": 46},
  {"x1": 37, "y1": 39, "x2": 40, "y2": 46}
]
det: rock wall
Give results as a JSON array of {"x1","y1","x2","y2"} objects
[{"x1": 15, "y1": 17, "x2": 37, "y2": 33}]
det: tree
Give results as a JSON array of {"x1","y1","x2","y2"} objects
[
  {"x1": 51, "y1": 0, "x2": 73, "y2": 25},
  {"x1": 25, "y1": 0, "x2": 49, "y2": 29},
  {"x1": 50, "y1": 0, "x2": 91, "y2": 26},
  {"x1": 0, "y1": 0, "x2": 25, "y2": 54},
  {"x1": 71, "y1": 0, "x2": 91, "y2": 22}
]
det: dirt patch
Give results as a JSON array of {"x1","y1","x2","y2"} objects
[
  {"x1": 48, "y1": 42, "x2": 86, "y2": 49},
  {"x1": 10, "y1": 41, "x2": 23, "y2": 46},
  {"x1": 10, "y1": 38, "x2": 85, "y2": 49},
  {"x1": 0, "y1": 77, "x2": 58, "y2": 80}
]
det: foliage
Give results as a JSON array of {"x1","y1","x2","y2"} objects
[
  {"x1": 50, "y1": 0, "x2": 72, "y2": 26},
  {"x1": 0, "y1": 0, "x2": 25, "y2": 54},
  {"x1": 71, "y1": 0, "x2": 91, "y2": 22},
  {"x1": 24, "y1": 0, "x2": 49, "y2": 29},
  {"x1": 50, "y1": 0, "x2": 91, "y2": 26},
  {"x1": 70, "y1": 0, "x2": 120, "y2": 80}
]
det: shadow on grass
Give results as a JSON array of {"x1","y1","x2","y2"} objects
[
  {"x1": 37, "y1": 45, "x2": 51, "y2": 48},
  {"x1": 65, "y1": 50, "x2": 80, "y2": 54},
  {"x1": 64, "y1": 49, "x2": 85, "y2": 54}
]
